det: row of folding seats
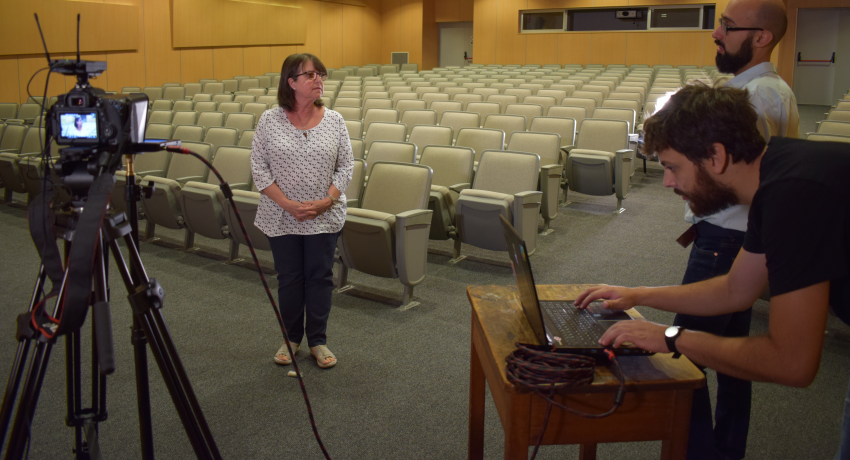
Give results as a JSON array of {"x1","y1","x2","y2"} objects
[
  {"x1": 806, "y1": 97, "x2": 850, "y2": 142},
  {"x1": 147, "y1": 104, "x2": 265, "y2": 132},
  {"x1": 0, "y1": 124, "x2": 57, "y2": 203}
]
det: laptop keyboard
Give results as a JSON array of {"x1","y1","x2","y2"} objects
[{"x1": 541, "y1": 301, "x2": 607, "y2": 347}]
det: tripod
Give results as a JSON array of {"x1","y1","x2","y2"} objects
[{"x1": 0, "y1": 162, "x2": 221, "y2": 459}]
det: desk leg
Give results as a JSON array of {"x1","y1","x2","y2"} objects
[
  {"x1": 579, "y1": 443, "x2": 597, "y2": 460},
  {"x1": 469, "y1": 338, "x2": 485, "y2": 460},
  {"x1": 660, "y1": 389, "x2": 694, "y2": 460},
  {"x1": 504, "y1": 394, "x2": 532, "y2": 460}
]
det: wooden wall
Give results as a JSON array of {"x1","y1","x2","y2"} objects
[
  {"x1": 472, "y1": 0, "x2": 731, "y2": 66},
  {"x1": 0, "y1": 0, "x2": 383, "y2": 104},
  {"x1": 382, "y1": 0, "x2": 439, "y2": 70}
]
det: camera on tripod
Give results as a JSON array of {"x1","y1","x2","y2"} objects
[{"x1": 45, "y1": 59, "x2": 149, "y2": 200}]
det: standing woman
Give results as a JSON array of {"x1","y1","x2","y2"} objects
[{"x1": 251, "y1": 54, "x2": 353, "y2": 369}]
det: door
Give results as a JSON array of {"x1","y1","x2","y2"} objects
[
  {"x1": 439, "y1": 22, "x2": 473, "y2": 67},
  {"x1": 794, "y1": 9, "x2": 839, "y2": 105}
]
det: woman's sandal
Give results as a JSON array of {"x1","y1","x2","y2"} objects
[
  {"x1": 274, "y1": 342, "x2": 299, "y2": 365},
  {"x1": 310, "y1": 345, "x2": 337, "y2": 369}
]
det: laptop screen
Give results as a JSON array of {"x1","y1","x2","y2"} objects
[{"x1": 499, "y1": 215, "x2": 549, "y2": 346}]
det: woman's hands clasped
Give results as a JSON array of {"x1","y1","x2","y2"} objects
[{"x1": 285, "y1": 197, "x2": 334, "y2": 222}]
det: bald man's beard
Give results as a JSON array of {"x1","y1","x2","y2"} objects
[{"x1": 715, "y1": 33, "x2": 755, "y2": 74}]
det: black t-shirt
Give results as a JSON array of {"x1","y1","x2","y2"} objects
[{"x1": 743, "y1": 137, "x2": 850, "y2": 324}]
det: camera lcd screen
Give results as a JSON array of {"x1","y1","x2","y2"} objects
[{"x1": 59, "y1": 112, "x2": 98, "y2": 141}]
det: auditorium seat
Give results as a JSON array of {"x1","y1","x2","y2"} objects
[
  {"x1": 143, "y1": 87, "x2": 164, "y2": 101},
  {"x1": 145, "y1": 123, "x2": 173, "y2": 140},
  {"x1": 455, "y1": 127, "x2": 505, "y2": 165},
  {"x1": 407, "y1": 124, "x2": 452, "y2": 154},
  {"x1": 224, "y1": 113, "x2": 254, "y2": 137},
  {"x1": 395, "y1": 99, "x2": 427, "y2": 120},
  {"x1": 507, "y1": 131, "x2": 563, "y2": 232},
  {"x1": 178, "y1": 146, "x2": 253, "y2": 260},
  {"x1": 439, "y1": 111, "x2": 480, "y2": 143},
  {"x1": 163, "y1": 86, "x2": 185, "y2": 101},
  {"x1": 148, "y1": 110, "x2": 173, "y2": 125},
  {"x1": 400, "y1": 110, "x2": 438, "y2": 137},
  {"x1": 363, "y1": 122, "x2": 406, "y2": 156},
  {"x1": 173, "y1": 100, "x2": 194, "y2": 112},
  {"x1": 454, "y1": 150, "x2": 542, "y2": 258},
  {"x1": 563, "y1": 119, "x2": 632, "y2": 212},
  {"x1": 483, "y1": 114, "x2": 525, "y2": 144},
  {"x1": 505, "y1": 103, "x2": 543, "y2": 120},
  {"x1": 171, "y1": 111, "x2": 198, "y2": 127},
  {"x1": 172, "y1": 125, "x2": 204, "y2": 142},
  {"x1": 140, "y1": 141, "x2": 213, "y2": 243},
  {"x1": 417, "y1": 145, "x2": 474, "y2": 242},
  {"x1": 202, "y1": 127, "x2": 238, "y2": 158},
  {"x1": 151, "y1": 99, "x2": 173, "y2": 111},
  {"x1": 336, "y1": 161, "x2": 433, "y2": 308}
]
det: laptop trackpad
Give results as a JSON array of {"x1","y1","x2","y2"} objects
[{"x1": 596, "y1": 320, "x2": 624, "y2": 331}]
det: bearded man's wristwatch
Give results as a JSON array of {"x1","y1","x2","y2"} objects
[{"x1": 665, "y1": 326, "x2": 683, "y2": 359}]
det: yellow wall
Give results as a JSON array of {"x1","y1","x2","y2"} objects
[
  {"x1": 472, "y1": 0, "x2": 731, "y2": 66},
  {"x1": 0, "y1": 0, "x2": 383, "y2": 104}
]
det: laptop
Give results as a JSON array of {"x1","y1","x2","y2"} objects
[{"x1": 500, "y1": 215, "x2": 652, "y2": 356}]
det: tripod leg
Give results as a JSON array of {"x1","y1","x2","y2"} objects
[
  {"x1": 5, "y1": 341, "x2": 54, "y2": 460},
  {"x1": 0, "y1": 266, "x2": 47, "y2": 445},
  {"x1": 109, "y1": 237, "x2": 221, "y2": 460}
]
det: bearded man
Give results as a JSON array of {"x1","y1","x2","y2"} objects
[{"x1": 647, "y1": 0, "x2": 799, "y2": 458}]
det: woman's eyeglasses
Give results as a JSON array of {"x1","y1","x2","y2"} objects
[{"x1": 294, "y1": 71, "x2": 328, "y2": 81}]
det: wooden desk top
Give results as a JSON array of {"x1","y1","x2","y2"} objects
[{"x1": 467, "y1": 284, "x2": 705, "y2": 395}]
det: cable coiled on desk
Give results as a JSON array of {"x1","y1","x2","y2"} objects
[{"x1": 505, "y1": 344, "x2": 627, "y2": 460}]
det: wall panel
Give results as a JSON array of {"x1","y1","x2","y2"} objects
[
  {"x1": 17, "y1": 56, "x2": 66, "y2": 103},
  {"x1": 473, "y1": 0, "x2": 498, "y2": 64},
  {"x1": 381, "y1": 0, "x2": 401, "y2": 61},
  {"x1": 435, "y1": 0, "x2": 473, "y2": 22},
  {"x1": 271, "y1": 45, "x2": 298, "y2": 70},
  {"x1": 422, "y1": 0, "x2": 440, "y2": 69},
  {"x1": 296, "y1": 0, "x2": 322, "y2": 56},
  {"x1": 399, "y1": 0, "x2": 425, "y2": 65},
  {"x1": 362, "y1": 0, "x2": 383, "y2": 64},
  {"x1": 0, "y1": 1, "x2": 139, "y2": 56},
  {"x1": 591, "y1": 33, "x2": 627, "y2": 64},
  {"x1": 496, "y1": 0, "x2": 527, "y2": 64},
  {"x1": 104, "y1": 0, "x2": 145, "y2": 92},
  {"x1": 244, "y1": 46, "x2": 272, "y2": 76},
  {"x1": 702, "y1": 32, "x2": 718, "y2": 67},
  {"x1": 181, "y1": 49, "x2": 214, "y2": 85},
  {"x1": 663, "y1": 32, "x2": 704, "y2": 65},
  {"x1": 0, "y1": 57, "x2": 20, "y2": 104},
  {"x1": 526, "y1": 35, "x2": 559, "y2": 66},
  {"x1": 320, "y1": 2, "x2": 344, "y2": 68},
  {"x1": 213, "y1": 47, "x2": 245, "y2": 80},
  {"x1": 171, "y1": 0, "x2": 305, "y2": 48},
  {"x1": 626, "y1": 32, "x2": 664, "y2": 66},
  {"x1": 144, "y1": 0, "x2": 180, "y2": 86},
  {"x1": 557, "y1": 33, "x2": 592, "y2": 65},
  {"x1": 342, "y1": 5, "x2": 365, "y2": 66}
]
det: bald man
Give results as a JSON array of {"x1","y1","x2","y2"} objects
[{"x1": 673, "y1": 0, "x2": 798, "y2": 459}]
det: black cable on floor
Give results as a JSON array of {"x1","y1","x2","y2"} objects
[{"x1": 166, "y1": 145, "x2": 332, "y2": 460}]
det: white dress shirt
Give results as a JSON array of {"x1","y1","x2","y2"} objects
[{"x1": 684, "y1": 62, "x2": 799, "y2": 231}]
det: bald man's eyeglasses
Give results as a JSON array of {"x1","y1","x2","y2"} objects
[{"x1": 719, "y1": 18, "x2": 763, "y2": 35}]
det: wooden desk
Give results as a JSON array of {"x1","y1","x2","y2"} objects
[{"x1": 467, "y1": 284, "x2": 705, "y2": 460}]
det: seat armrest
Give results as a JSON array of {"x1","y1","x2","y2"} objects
[
  {"x1": 174, "y1": 175, "x2": 204, "y2": 185},
  {"x1": 395, "y1": 209, "x2": 433, "y2": 287},
  {"x1": 512, "y1": 191, "x2": 543, "y2": 254},
  {"x1": 346, "y1": 198, "x2": 359, "y2": 208},
  {"x1": 541, "y1": 164, "x2": 563, "y2": 176},
  {"x1": 228, "y1": 182, "x2": 251, "y2": 191},
  {"x1": 0, "y1": 149, "x2": 17, "y2": 154},
  {"x1": 395, "y1": 209, "x2": 433, "y2": 227},
  {"x1": 614, "y1": 150, "x2": 630, "y2": 200},
  {"x1": 448, "y1": 183, "x2": 471, "y2": 194}
]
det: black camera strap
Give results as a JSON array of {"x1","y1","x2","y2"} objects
[
  {"x1": 28, "y1": 185, "x2": 63, "y2": 298},
  {"x1": 27, "y1": 173, "x2": 115, "y2": 339}
]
